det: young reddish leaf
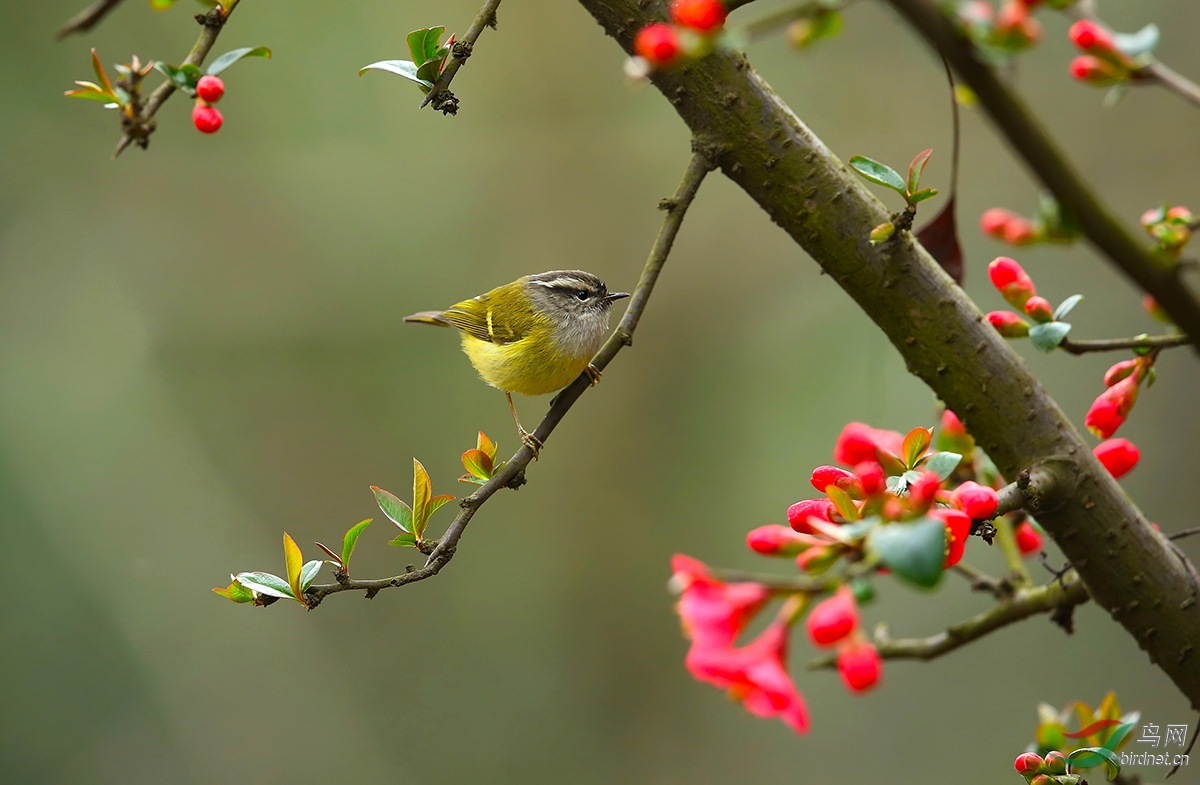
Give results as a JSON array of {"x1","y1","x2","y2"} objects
[
  {"x1": 340, "y1": 518, "x2": 372, "y2": 572},
  {"x1": 477, "y1": 431, "x2": 498, "y2": 462},
  {"x1": 825, "y1": 485, "x2": 860, "y2": 521},
  {"x1": 283, "y1": 533, "x2": 306, "y2": 605},
  {"x1": 902, "y1": 427, "x2": 933, "y2": 468},
  {"x1": 916, "y1": 197, "x2": 965, "y2": 284},
  {"x1": 90, "y1": 48, "x2": 115, "y2": 96},
  {"x1": 313, "y1": 540, "x2": 343, "y2": 567},
  {"x1": 907, "y1": 148, "x2": 933, "y2": 195},
  {"x1": 412, "y1": 458, "x2": 432, "y2": 534},
  {"x1": 461, "y1": 448, "x2": 493, "y2": 481},
  {"x1": 372, "y1": 486, "x2": 413, "y2": 532}
]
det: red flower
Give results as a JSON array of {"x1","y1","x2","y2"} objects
[
  {"x1": 746, "y1": 525, "x2": 808, "y2": 556},
  {"x1": 1094, "y1": 438, "x2": 1139, "y2": 479},
  {"x1": 951, "y1": 480, "x2": 999, "y2": 519},
  {"x1": 932, "y1": 507, "x2": 972, "y2": 567},
  {"x1": 987, "y1": 311, "x2": 1031, "y2": 338},
  {"x1": 1014, "y1": 521, "x2": 1043, "y2": 556},
  {"x1": 836, "y1": 639, "x2": 882, "y2": 693},
  {"x1": 670, "y1": 0, "x2": 727, "y2": 33},
  {"x1": 634, "y1": 23, "x2": 683, "y2": 67},
  {"x1": 686, "y1": 621, "x2": 810, "y2": 734},
  {"x1": 1085, "y1": 374, "x2": 1140, "y2": 438},
  {"x1": 988, "y1": 256, "x2": 1036, "y2": 307},
  {"x1": 787, "y1": 498, "x2": 836, "y2": 533},
  {"x1": 834, "y1": 422, "x2": 904, "y2": 466},
  {"x1": 806, "y1": 587, "x2": 858, "y2": 647},
  {"x1": 672, "y1": 555, "x2": 769, "y2": 647},
  {"x1": 811, "y1": 465, "x2": 863, "y2": 497}
]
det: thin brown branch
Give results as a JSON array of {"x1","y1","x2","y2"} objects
[
  {"x1": 706, "y1": 567, "x2": 836, "y2": 594},
  {"x1": 950, "y1": 562, "x2": 1011, "y2": 599},
  {"x1": 418, "y1": 0, "x2": 502, "y2": 113},
  {"x1": 808, "y1": 572, "x2": 1090, "y2": 668},
  {"x1": 114, "y1": 6, "x2": 231, "y2": 158},
  {"x1": 299, "y1": 149, "x2": 715, "y2": 608},
  {"x1": 56, "y1": 0, "x2": 124, "y2": 40},
  {"x1": 1169, "y1": 527, "x2": 1200, "y2": 542},
  {"x1": 739, "y1": 0, "x2": 852, "y2": 41},
  {"x1": 1059, "y1": 334, "x2": 1191, "y2": 355},
  {"x1": 882, "y1": 0, "x2": 1200, "y2": 350}
]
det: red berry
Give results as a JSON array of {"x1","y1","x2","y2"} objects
[
  {"x1": 192, "y1": 102, "x2": 223, "y2": 134},
  {"x1": 837, "y1": 641, "x2": 882, "y2": 692},
  {"x1": 670, "y1": 0, "x2": 727, "y2": 33},
  {"x1": 1094, "y1": 438, "x2": 1139, "y2": 479},
  {"x1": 1014, "y1": 520, "x2": 1043, "y2": 556},
  {"x1": 634, "y1": 23, "x2": 682, "y2": 67},
  {"x1": 196, "y1": 74, "x2": 225, "y2": 103},
  {"x1": 806, "y1": 587, "x2": 858, "y2": 647}
]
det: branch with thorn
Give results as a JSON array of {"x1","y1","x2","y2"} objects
[{"x1": 418, "y1": 0, "x2": 502, "y2": 113}]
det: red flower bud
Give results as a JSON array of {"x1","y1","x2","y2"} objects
[
  {"x1": 988, "y1": 257, "x2": 1036, "y2": 307},
  {"x1": 987, "y1": 311, "x2": 1031, "y2": 338},
  {"x1": 196, "y1": 74, "x2": 225, "y2": 103},
  {"x1": 746, "y1": 525, "x2": 807, "y2": 556},
  {"x1": 981, "y1": 208, "x2": 1018, "y2": 238},
  {"x1": 834, "y1": 422, "x2": 904, "y2": 466},
  {"x1": 836, "y1": 640, "x2": 882, "y2": 693},
  {"x1": 1094, "y1": 438, "x2": 1139, "y2": 479},
  {"x1": 1023, "y1": 295, "x2": 1054, "y2": 323},
  {"x1": 951, "y1": 480, "x2": 999, "y2": 519},
  {"x1": 854, "y1": 461, "x2": 886, "y2": 496},
  {"x1": 192, "y1": 102, "x2": 223, "y2": 134},
  {"x1": 634, "y1": 23, "x2": 683, "y2": 67},
  {"x1": 1044, "y1": 751, "x2": 1068, "y2": 776},
  {"x1": 796, "y1": 545, "x2": 834, "y2": 573},
  {"x1": 787, "y1": 498, "x2": 836, "y2": 533},
  {"x1": 1002, "y1": 216, "x2": 1038, "y2": 246},
  {"x1": 1103, "y1": 359, "x2": 1139, "y2": 387},
  {"x1": 811, "y1": 465, "x2": 863, "y2": 497},
  {"x1": 1068, "y1": 19, "x2": 1117, "y2": 56},
  {"x1": 908, "y1": 470, "x2": 943, "y2": 511},
  {"x1": 932, "y1": 507, "x2": 972, "y2": 567},
  {"x1": 1070, "y1": 55, "x2": 1124, "y2": 86},
  {"x1": 806, "y1": 586, "x2": 859, "y2": 647},
  {"x1": 670, "y1": 0, "x2": 727, "y2": 33},
  {"x1": 1086, "y1": 374, "x2": 1140, "y2": 438},
  {"x1": 1167, "y1": 206, "x2": 1194, "y2": 224},
  {"x1": 995, "y1": 1, "x2": 1042, "y2": 48},
  {"x1": 1014, "y1": 520, "x2": 1043, "y2": 556},
  {"x1": 940, "y1": 409, "x2": 966, "y2": 438},
  {"x1": 1143, "y1": 294, "x2": 1171, "y2": 324},
  {"x1": 1015, "y1": 752, "x2": 1046, "y2": 779}
]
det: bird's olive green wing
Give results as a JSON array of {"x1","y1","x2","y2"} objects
[{"x1": 439, "y1": 293, "x2": 535, "y2": 344}]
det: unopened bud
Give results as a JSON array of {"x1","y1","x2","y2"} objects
[
  {"x1": 988, "y1": 257, "x2": 1037, "y2": 307},
  {"x1": 987, "y1": 310, "x2": 1031, "y2": 338},
  {"x1": 1014, "y1": 752, "x2": 1046, "y2": 780},
  {"x1": 870, "y1": 221, "x2": 896, "y2": 245},
  {"x1": 1044, "y1": 751, "x2": 1068, "y2": 776},
  {"x1": 1143, "y1": 294, "x2": 1171, "y2": 324},
  {"x1": 1023, "y1": 295, "x2": 1054, "y2": 323},
  {"x1": 980, "y1": 208, "x2": 1018, "y2": 239},
  {"x1": 1070, "y1": 55, "x2": 1125, "y2": 86},
  {"x1": 1086, "y1": 374, "x2": 1140, "y2": 438}
]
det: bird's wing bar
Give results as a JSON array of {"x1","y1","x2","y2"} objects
[{"x1": 437, "y1": 295, "x2": 528, "y2": 344}]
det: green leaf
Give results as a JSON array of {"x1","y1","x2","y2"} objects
[
  {"x1": 149, "y1": 0, "x2": 177, "y2": 9},
  {"x1": 866, "y1": 518, "x2": 946, "y2": 588},
  {"x1": 885, "y1": 475, "x2": 905, "y2": 494},
  {"x1": 924, "y1": 451, "x2": 962, "y2": 480},
  {"x1": 153, "y1": 61, "x2": 198, "y2": 95},
  {"x1": 907, "y1": 148, "x2": 932, "y2": 195},
  {"x1": 461, "y1": 448, "x2": 493, "y2": 481},
  {"x1": 206, "y1": 46, "x2": 271, "y2": 76},
  {"x1": 372, "y1": 486, "x2": 413, "y2": 532},
  {"x1": 299, "y1": 560, "x2": 322, "y2": 591},
  {"x1": 901, "y1": 470, "x2": 923, "y2": 484},
  {"x1": 1114, "y1": 23, "x2": 1159, "y2": 59},
  {"x1": 235, "y1": 571, "x2": 294, "y2": 599},
  {"x1": 1103, "y1": 83, "x2": 1128, "y2": 108},
  {"x1": 388, "y1": 532, "x2": 419, "y2": 548},
  {"x1": 213, "y1": 580, "x2": 255, "y2": 603},
  {"x1": 427, "y1": 494, "x2": 456, "y2": 521},
  {"x1": 358, "y1": 59, "x2": 433, "y2": 88},
  {"x1": 1067, "y1": 747, "x2": 1121, "y2": 780},
  {"x1": 283, "y1": 533, "x2": 305, "y2": 604},
  {"x1": 340, "y1": 518, "x2": 372, "y2": 571},
  {"x1": 907, "y1": 187, "x2": 938, "y2": 203},
  {"x1": 902, "y1": 427, "x2": 932, "y2": 469},
  {"x1": 412, "y1": 459, "x2": 432, "y2": 536},
  {"x1": 1054, "y1": 294, "x2": 1083, "y2": 321},
  {"x1": 825, "y1": 485, "x2": 860, "y2": 521},
  {"x1": 65, "y1": 88, "x2": 113, "y2": 101},
  {"x1": 849, "y1": 155, "x2": 907, "y2": 195},
  {"x1": 406, "y1": 27, "x2": 446, "y2": 65},
  {"x1": 1029, "y1": 321, "x2": 1072, "y2": 352},
  {"x1": 415, "y1": 59, "x2": 442, "y2": 86}
]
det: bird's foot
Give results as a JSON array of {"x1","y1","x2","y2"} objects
[
  {"x1": 585, "y1": 363, "x2": 602, "y2": 386},
  {"x1": 519, "y1": 427, "x2": 543, "y2": 459}
]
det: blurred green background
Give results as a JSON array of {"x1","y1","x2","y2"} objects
[{"x1": 2, "y1": 0, "x2": 1199, "y2": 782}]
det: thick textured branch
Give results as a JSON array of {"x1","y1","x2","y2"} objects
[
  {"x1": 298, "y1": 150, "x2": 714, "y2": 607},
  {"x1": 881, "y1": 0, "x2": 1200, "y2": 349},
  {"x1": 419, "y1": 0, "x2": 502, "y2": 112},
  {"x1": 56, "y1": 0, "x2": 124, "y2": 39},
  {"x1": 577, "y1": 0, "x2": 1200, "y2": 705},
  {"x1": 114, "y1": 6, "x2": 231, "y2": 157},
  {"x1": 808, "y1": 572, "x2": 1090, "y2": 668}
]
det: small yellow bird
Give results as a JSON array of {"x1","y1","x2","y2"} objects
[{"x1": 404, "y1": 270, "x2": 629, "y2": 456}]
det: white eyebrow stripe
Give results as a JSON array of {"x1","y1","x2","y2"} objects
[{"x1": 537, "y1": 277, "x2": 588, "y2": 289}]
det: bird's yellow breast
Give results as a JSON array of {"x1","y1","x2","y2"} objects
[{"x1": 460, "y1": 330, "x2": 593, "y2": 396}]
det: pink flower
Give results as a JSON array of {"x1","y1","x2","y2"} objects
[
  {"x1": 786, "y1": 498, "x2": 836, "y2": 533},
  {"x1": 834, "y1": 422, "x2": 904, "y2": 466},
  {"x1": 686, "y1": 621, "x2": 810, "y2": 734},
  {"x1": 672, "y1": 555, "x2": 769, "y2": 647},
  {"x1": 951, "y1": 480, "x2": 999, "y2": 519}
]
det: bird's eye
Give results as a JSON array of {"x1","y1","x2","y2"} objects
[{"x1": 576, "y1": 290, "x2": 589, "y2": 301}]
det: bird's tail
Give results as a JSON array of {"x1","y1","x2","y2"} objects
[{"x1": 403, "y1": 311, "x2": 451, "y2": 327}]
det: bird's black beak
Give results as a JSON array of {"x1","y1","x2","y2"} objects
[{"x1": 604, "y1": 292, "x2": 631, "y2": 303}]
